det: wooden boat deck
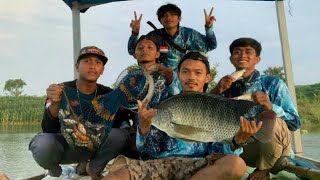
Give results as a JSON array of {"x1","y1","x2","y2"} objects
[{"x1": 27, "y1": 167, "x2": 304, "y2": 180}]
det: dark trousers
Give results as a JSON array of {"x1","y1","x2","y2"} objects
[{"x1": 29, "y1": 128, "x2": 130, "y2": 176}]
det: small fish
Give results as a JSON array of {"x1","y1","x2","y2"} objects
[
  {"x1": 232, "y1": 93, "x2": 253, "y2": 101},
  {"x1": 230, "y1": 69, "x2": 246, "y2": 81},
  {"x1": 152, "y1": 92, "x2": 276, "y2": 143},
  {"x1": 63, "y1": 118, "x2": 78, "y2": 126},
  {"x1": 64, "y1": 110, "x2": 70, "y2": 116},
  {"x1": 59, "y1": 109, "x2": 66, "y2": 118}
]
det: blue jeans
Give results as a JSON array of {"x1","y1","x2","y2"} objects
[{"x1": 29, "y1": 128, "x2": 130, "y2": 176}]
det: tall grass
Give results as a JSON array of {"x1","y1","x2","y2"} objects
[
  {"x1": 0, "y1": 96, "x2": 45, "y2": 125},
  {"x1": 0, "y1": 83, "x2": 320, "y2": 128}
]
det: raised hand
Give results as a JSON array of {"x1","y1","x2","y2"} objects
[
  {"x1": 130, "y1": 11, "x2": 143, "y2": 35},
  {"x1": 210, "y1": 75, "x2": 234, "y2": 94},
  {"x1": 137, "y1": 98, "x2": 157, "y2": 136},
  {"x1": 46, "y1": 83, "x2": 64, "y2": 103},
  {"x1": 204, "y1": 7, "x2": 216, "y2": 28}
]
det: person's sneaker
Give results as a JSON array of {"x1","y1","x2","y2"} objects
[{"x1": 76, "y1": 162, "x2": 88, "y2": 175}]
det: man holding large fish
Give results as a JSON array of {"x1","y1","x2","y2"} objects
[
  {"x1": 104, "y1": 51, "x2": 264, "y2": 180},
  {"x1": 211, "y1": 38, "x2": 301, "y2": 180}
]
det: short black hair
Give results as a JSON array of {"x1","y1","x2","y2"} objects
[
  {"x1": 178, "y1": 51, "x2": 211, "y2": 92},
  {"x1": 229, "y1": 38, "x2": 262, "y2": 56},
  {"x1": 135, "y1": 35, "x2": 160, "y2": 52},
  {"x1": 157, "y1": 3, "x2": 181, "y2": 22},
  {"x1": 178, "y1": 51, "x2": 210, "y2": 74}
]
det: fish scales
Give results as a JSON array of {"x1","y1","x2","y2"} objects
[{"x1": 152, "y1": 92, "x2": 258, "y2": 142}]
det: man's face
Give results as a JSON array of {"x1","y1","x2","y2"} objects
[
  {"x1": 76, "y1": 55, "x2": 104, "y2": 82},
  {"x1": 134, "y1": 39, "x2": 160, "y2": 71},
  {"x1": 230, "y1": 46, "x2": 261, "y2": 72},
  {"x1": 178, "y1": 59, "x2": 211, "y2": 92},
  {"x1": 160, "y1": 11, "x2": 181, "y2": 29}
]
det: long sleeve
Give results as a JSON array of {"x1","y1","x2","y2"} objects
[
  {"x1": 128, "y1": 34, "x2": 139, "y2": 55},
  {"x1": 186, "y1": 26, "x2": 217, "y2": 52},
  {"x1": 266, "y1": 78, "x2": 301, "y2": 131},
  {"x1": 41, "y1": 99, "x2": 61, "y2": 133},
  {"x1": 223, "y1": 71, "x2": 301, "y2": 132}
]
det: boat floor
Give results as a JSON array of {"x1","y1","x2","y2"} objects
[{"x1": 36, "y1": 166, "x2": 302, "y2": 180}]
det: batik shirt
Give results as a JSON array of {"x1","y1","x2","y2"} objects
[
  {"x1": 223, "y1": 70, "x2": 301, "y2": 131},
  {"x1": 128, "y1": 26, "x2": 217, "y2": 71},
  {"x1": 42, "y1": 80, "x2": 134, "y2": 151}
]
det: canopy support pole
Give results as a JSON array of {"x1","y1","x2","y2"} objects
[
  {"x1": 275, "y1": 0, "x2": 303, "y2": 155},
  {"x1": 72, "y1": 1, "x2": 81, "y2": 79}
]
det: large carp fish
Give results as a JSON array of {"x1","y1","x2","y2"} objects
[{"x1": 151, "y1": 92, "x2": 276, "y2": 143}]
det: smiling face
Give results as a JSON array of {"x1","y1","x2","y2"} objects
[
  {"x1": 76, "y1": 55, "x2": 104, "y2": 83},
  {"x1": 230, "y1": 46, "x2": 261, "y2": 76},
  {"x1": 178, "y1": 59, "x2": 211, "y2": 93}
]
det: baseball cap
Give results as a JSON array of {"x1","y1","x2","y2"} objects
[{"x1": 77, "y1": 46, "x2": 108, "y2": 65}]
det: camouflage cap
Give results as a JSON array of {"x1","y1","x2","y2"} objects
[{"x1": 77, "y1": 46, "x2": 108, "y2": 65}]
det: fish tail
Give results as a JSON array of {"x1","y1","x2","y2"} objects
[{"x1": 253, "y1": 110, "x2": 277, "y2": 143}]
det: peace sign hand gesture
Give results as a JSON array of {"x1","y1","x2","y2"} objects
[
  {"x1": 130, "y1": 11, "x2": 143, "y2": 35},
  {"x1": 204, "y1": 7, "x2": 216, "y2": 28}
]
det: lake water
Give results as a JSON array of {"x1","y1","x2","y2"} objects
[{"x1": 0, "y1": 125, "x2": 319, "y2": 179}]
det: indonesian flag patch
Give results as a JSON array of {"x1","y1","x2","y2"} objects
[{"x1": 160, "y1": 46, "x2": 169, "y2": 53}]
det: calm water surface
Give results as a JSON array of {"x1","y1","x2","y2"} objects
[{"x1": 0, "y1": 125, "x2": 319, "y2": 179}]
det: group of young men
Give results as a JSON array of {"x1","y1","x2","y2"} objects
[{"x1": 29, "y1": 3, "x2": 301, "y2": 180}]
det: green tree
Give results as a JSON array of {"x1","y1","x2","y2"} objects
[
  {"x1": 263, "y1": 66, "x2": 285, "y2": 81},
  {"x1": 207, "y1": 63, "x2": 219, "y2": 92},
  {"x1": 3, "y1": 79, "x2": 27, "y2": 97}
]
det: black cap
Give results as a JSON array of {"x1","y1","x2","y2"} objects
[{"x1": 77, "y1": 46, "x2": 108, "y2": 65}]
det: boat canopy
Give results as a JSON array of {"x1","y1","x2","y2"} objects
[{"x1": 62, "y1": 0, "x2": 277, "y2": 12}]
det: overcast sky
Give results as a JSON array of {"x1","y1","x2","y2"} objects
[{"x1": 0, "y1": 0, "x2": 319, "y2": 96}]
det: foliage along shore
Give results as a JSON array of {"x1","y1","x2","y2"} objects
[{"x1": 0, "y1": 83, "x2": 319, "y2": 131}]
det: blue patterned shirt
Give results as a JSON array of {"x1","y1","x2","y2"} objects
[
  {"x1": 223, "y1": 70, "x2": 301, "y2": 131},
  {"x1": 128, "y1": 26, "x2": 217, "y2": 71}
]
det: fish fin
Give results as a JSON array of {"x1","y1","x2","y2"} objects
[
  {"x1": 171, "y1": 122, "x2": 205, "y2": 135},
  {"x1": 252, "y1": 110, "x2": 277, "y2": 143}
]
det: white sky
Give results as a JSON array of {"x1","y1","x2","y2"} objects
[{"x1": 0, "y1": 0, "x2": 319, "y2": 96}]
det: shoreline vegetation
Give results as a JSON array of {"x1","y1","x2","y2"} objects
[{"x1": 0, "y1": 83, "x2": 319, "y2": 131}]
